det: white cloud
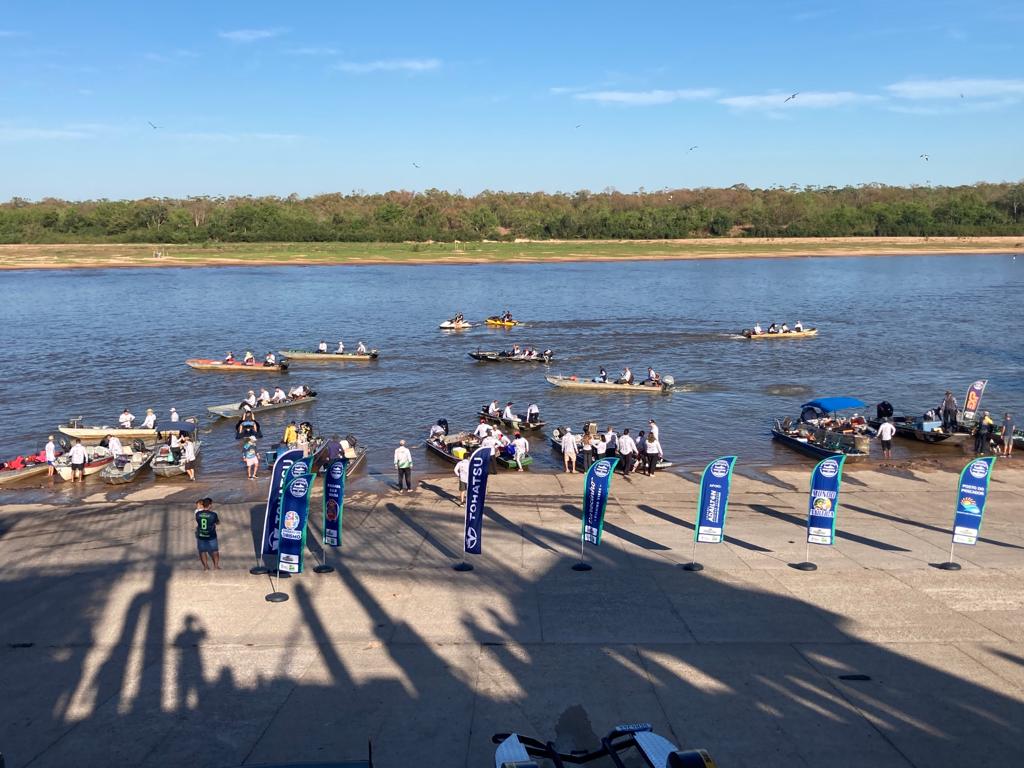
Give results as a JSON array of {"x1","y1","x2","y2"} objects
[
  {"x1": 334, "y1": 58, "x2": 440, "y2": 74},
  {"x1": 218, "y1": 28, "x2": 284, "y2": 43},
  {"x1": 719, "y1": 91, "x2": 880, "y2": 109},
  {"x1": 286, "y1": 46, "x2": 340, "y2": 56},
  {"x1": 886, "y1": 77, "x2": 1024, "y2": 100},
  {"x1": 574, "y1": 88, "x2": 719, "y2": 105}
]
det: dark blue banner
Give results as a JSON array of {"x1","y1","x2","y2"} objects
[
  {"x1": 695, "y1": 456, "x2": 737, "y2": 543},
  {"x1": 323, "y1": 458, "x2": 347, "y2": 547},
  {"x1": 963, "y1": 379, "x2": 987, "y2": 421},
  {"x1": 582, "y1": 457, "x2": 619, "y2": 545},
  {"x1": 952, "y1": 457, "x2": 995, "y2": 545},
  {"x1": 277, "y1": 472, "x2": 315, "y2": 573},
  {"x1": 260, "y1": 449, "x2": 307, "y2": 556},
  {"x1": 806, "y1": 455, "x2": 846, "y2": 545},
  {"x1": 463, "y1": 446, "x2": 492, "y2": 555}
]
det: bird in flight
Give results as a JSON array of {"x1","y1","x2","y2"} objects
[
  {"x1": 688, "y1": 145, "x2": 699, "y2": 151},
  {"x1": 147, "y1": 121, "x2": 162, "y2": 130},
  {"x1": 783, "y1": 92, "x2": 799, "y2": 103},
  {"x1": 919, "y1": 153, "x2": 929, "y2": 162},
  {"x1": 575, "y1": 124, "x2": 583, "y2": 129},
  {"x1": 412, "y1": 162, "x2": 420, "y2": 168}
]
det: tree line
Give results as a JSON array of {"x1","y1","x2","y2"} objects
[{"x1": 1, "y1": 183, "x2": 1022, "y2": 243}]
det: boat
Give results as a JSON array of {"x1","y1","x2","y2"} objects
[
  {"x1": 741, "y1": 328, "x2": 818, "y2": 340},
  {"x1": 101, "y1": 444, "x2": 155, "y2": 484},
  {"x1": 771, "y1": 397, "x2": 872, "y2": 461},
  {"x1": 478, "y1": 406, "x2": 545, "y2": 431},
  {"x1": 469, "y1": 350, "x2": 553, "y2": 363},
  {"x1": 496, "y1": 450, "x2": 533, "y2": 469},
  {"x1": 549, "y1": 425, "x2": 673, "y2": 469},
  {"x1": 439, "y1": 320, "x2": 474, "y2": 330},
  {"x1": 186, "y1": 358, "x2": 289, "y2": 372},
  {"x1": 0, "y1": 454, "x2": 53, "y2": 485},
  {"x1": 278, "y1": 349, "x2": 379, "y2": 362},
  {"x1": 485, "y1": 316, "x2": 521, "y2": 328},
  {"x1": 151, "y1": 440, "x2": 202, "y2": 478},
  {"x1": 545, "y1": 374, "x2": 675, "y2": 394},
  {"x1": 208, "y1": 394, "x2": 317, "y2": 419},
  {"x1": 54, "y1": 445, "x2": 113, "y2": 481},
  {"x1": 866, "y1": 413, "x2": 971, "y2": 447},
  {"x1": 425, "y1": 431, "x2": 481, "y2": 464},
  {"x1": 58, "y1": 419, "x2": 197, "y2": 443}
]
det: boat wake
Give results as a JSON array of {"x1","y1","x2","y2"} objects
[{"x1": 762, "y1": 384, "x2": 814, "y2": 397}]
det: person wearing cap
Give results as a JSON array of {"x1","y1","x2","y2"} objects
[
  {"x1": 181, "y1": 434, "x2": 197, "y2": 481},
  {"x1": 357, "y1": 341, "x2": 368, "y2": 354},
  {"x1": 140, "y1": 409, "x2": 157, "y2": 429},
  {"x1": 244, "y1": 390, "x2": 257, "y2": 408},
  {"x1": 648, "y1": 419, "x2": 659, "y2": 441},
  {"x1": 941, "y1": 390, "x2": 958, "y2": 433},
  {"x1": 1001, "y1": 412, "x2": 1016, "y2": 457},
  {"x1": 502, "y1": 401, "x2": 517, "y2": 423},
  {"x1": 242, "y1": 438, "x2": 259, "y2": 479},
  {"x1": 45, "y1": 435, "x2": 57, "y2": 477},
  {"x1": 974, "y1": 411, "x2": 995, "y2": 455},
  {"x1": 243, "y1": 350, "x2": 256, "y2": 365},
  {"x1": 394, "y1": 439, "x2": 413, "y2": 492},
  {"x1": 473, "y1": 417, "x2": 491, "y2": 439},
  {"x1": 264, "y1": 351, "x2": 276, "y2": 366},
  {"x1": 272, "y1": 386, "x2": 287, "y2": 403},
  {"x1": 876, "y1": 417, "x2": 896, "y2": 459},
  {"x1": 512, "y1": 431, "x2": 530, "y2": 471},
  {"x1": 118, "y1": 409, "x2": 135, "y2": 429},
  {"x1": 336, "y1": 339, "x2": 345, "y2": 353},
  {"x1": 560, "y1": 426, "x2": 578, "y2": 473},
  {"x1": 169, "y1": 407, "x2": 179, "y2": 423}
]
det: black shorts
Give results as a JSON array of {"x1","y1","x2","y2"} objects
[
  {"x1": 881, "y1": 439, "x2": 892, "y2": 450},
  {"x1": 184, "y1": 460, "x2": 196, "y2": 470},
  {"x1": 71, "y1": 462, "x2": 85, "y2": 471},
  {"x1": 458, "y1": 480, "x2": 467, "y2": 491}
]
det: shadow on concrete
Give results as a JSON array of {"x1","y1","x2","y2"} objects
[
  {"x1": 384, "y1": 501, "x2": 458, "y2": 559},
  {"x1": 637, "y1": 504, "x2": 773, "y2": 553},
  {"x1": 748, "y1": 503, "x2": 912, "y2": 552},
  {"x1": 561, "y1": 503, "x2": 670, "y2": 551},
  {"x1": 845, "y1": 502, "x2": 1024, "y2": 550}
]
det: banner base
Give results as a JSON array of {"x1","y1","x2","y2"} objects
[
  {"x1": 680, "y1": 562, "x2": 704, "y2": 572},
  {"x1": 790, "y1": 561, "x2": 817, "y2": 571},
  {"x1": 249, "y1": 566, "x2": 270, "y2": 575},
  {"x1": 453, "y1": 561, "x2": 474, "y2": 572},
  {"x1": 270, "y1": 569, "x2": 292, "y2": 579},
  {"x1": 265, "y1": 592, "x2": 289, "y2": 603},
  {"x1": 936, "y1": 561, "x2": 962, "y2": 571},
  {"x1": 313, "y1": 565, "x2": 335, "y2": 574},
  {"x1": 571, "y1": 562, "x2": 592, "y2": 572}
]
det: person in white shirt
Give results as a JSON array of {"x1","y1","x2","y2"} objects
[
  {"x1": 594, "y1": 435, "x2": 607, "y2": 458},
  {"x1": 527, "y1": 403, "x2": 540, "y2": 424},
  {"x1": 617, "y1": 429, "x2": 637, "y2": 475},
  {"x1": 793, "y1": 320, "x2": 803, "y2": 332},
  {"x1": 642, "y1": 433, "x2": 663, "y2": 476},
  {"x1": 68, "y1": 439, "x2": 88, "y2": 482},
  {"x1": 245, "y1": 391, "x2": 258, "y2": 407},
  {"x1": 393, "y1": 439, "x2": 413, "y2": 492},
  {"x1": 481, "y1": 431, "x2": 500, "y2": 473},
  {"x1": 429, "y1": 422, "x2": 447, "y2": 440},
  {"x1": 454, "y1": 457, "x2": 470, "y2": 504},
  {"x1": 877, "y1": 417, "x2": 897, "y2": 458},
  {"x1": 473, "y1": 419, "x2": 491, "y2": 439},
  {"x1": 169, "y1": 407, "x2": 179, "y2": 422},
  {"x1": 648, "y1": 419, "x2": 659, "y2": 441},
  {"x1": 512, "y1": 432, "x2": 530, "y2": 472},
  {"x1": 139, "y1": 409, "x2": 156, "y2": 429},
  {"x1": 243, "y1": 350, "x2": 256, "y2": 365},
  {"x1": 502, "y1": 402, "x2": 517, "y2": 423},
  {"x1": 781, "y1": 323, "x2": 789, "y2": 333},
  {"x1": 618, "y1": 367, "x2": 633, "y2": 385},
  {"x1": 357, "y1": 341, "x2": 368, "y2": 354},
  {"x1": 336, "y1": 340, "x2": 345, "y2": 353},
  {"x1": 560, "y1": 427, "x2": 578, "y2": 473},
  {"x1": 272, "y1": 387, "x2": 287, "y2": 403},
  {"x1": 107, "y1": 435, "x2": 124, "y2": 461},
  {"x1": 753, "y1": 322, "x2": 763, "y2": 335},
  {"x1": 289, "y1": 385, "x2": 304, "y2": 398},
  {"x1": 169, "y1": 431, "x2": 181, "y2": 460},
  {"x1": 118, "y1": 409, "x2": 134, "y2": 428},
  {"x1": 45, "y1": 435, "x2": 57, "y2": 477},
  {"x1": 258, "y1": 387, "x2": 271, "y2": 405},
  {"x1": 317, "y1": 340, "x2": 328, "y2": 353},
  {"x1": 181, "y1": 435, "x2": 197, "y2": 480},
  {"x1": 264, "y1": 351, "x2": 277, "y2": 366},
  {"x1": 487, "y1": 400, "x2": 500, "y2": 417}
]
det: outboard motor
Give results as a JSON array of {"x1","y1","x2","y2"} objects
[
  {"x1": 661, "y1": 375, "x2": 675, "y2": 391},
  {"x1": 345, "y1": 433, "x2": 357, "y2": 448},
  {"x1": 876, "y1": 401, "x2": 894, "y2": 420},
  {"x1": 131, "y1": 439, "x2": 146, "y2": 452}
]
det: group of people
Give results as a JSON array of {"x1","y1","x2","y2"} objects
[
  {"x1": 316, "y1": 340, "x2": 369, "y2": 354},
  {"x1": 558, "y1": 420, "x2": 664, "y2": 476},
  {"x1": 118, "y1": 407, "x2": 165, "y2": 430},
  {"x1": 973, "y1": 411, "x2": 1016, "y2": 457},
  {"x1": 593, "y1": 366, "x2": 662, "y2": 386},
  {"x1": 486, "y1": 400, "x2": 541, "y2": 425},
  {"x1": 500, "y1": 345, "x2": 551, "y2": 360},
  {"x1": 240, "y1": 385, "x2": 311, "y2": 409},
  {"x1": 224, "y1": 350, "x2": 278, "y2": 366},
  {"x1": 750, "y1": 321, "x2": 804, "y2": 335}
]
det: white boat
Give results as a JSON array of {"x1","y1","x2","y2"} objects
[
  {"x1": 101, "y1": 446, "x2": 155, "y2": 484},
  {"x1": 207, "y1": 395, "x2": 316, "y2": 419},
  {"x1": 151, "y1": 441, "x2": 202, "y2": 477},
  {"x1": 54, "y1": 445, "x2": 113, "y2": 481},
  {"x1": 58, "y1": 418, "x2": 197, "y2": 443},
  {"x1": 545, "y1": 374, "x2": 675, "y2": 394},
  {"x1": 439, "y1": 320, "x2": 474, "y2": 330}
]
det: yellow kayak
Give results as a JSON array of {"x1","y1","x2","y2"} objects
[{"x1": 486, "y1": 317, "x2": 521, "y2": 328}]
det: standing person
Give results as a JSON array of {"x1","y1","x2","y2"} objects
[
  {"x1": 45, "y1": 435, "x2": 57, "y2": 477},
  {"x1": 527, "y1": 402, "x2": 540, "y2": 424},
  {"x1": 617, "y1": 428, "x2": 637, "y2": 476},
  {"x1": 512, "y1": 432, "x2": 530, "y2": 472},
  {"x1": 594, "y1": 433, "x2": 607, "y2": 461},
  {"x1": 974, "y1": 411, "x2": 995, "y2": 455},
  {"x1": 69, "y1": 438, "x2": 88, "y2": 483},
  {"x1": 169, "y1": 407, "x2": 179, "y2": 423},
  {"x1": 643, "y1": 432, "x2": 663, "y2": 476},
  {"x1": 473, "y1": 418, "x2": 491, "y2": 439},
  {"x1": 648, "y1": 419, "x2": 659, "y2": 442},
  {"x1": 481, "y1": 429, "x2": 500, "y2": 474},
  {"x1": 242, "y1": 439, "x2": 259, "y2": 479},
  {"x1": 877, "y1": 417, "x2": 896, "y2": 459},
  {"x1": 1001, "y1": 412, "x2": 1016, "y2": 458},
  {"x1": 580, "y1": 432, "x2": 594, "y2": 471},
  {"x1": 394, "y1": 439, "x2": 413, "y2": 492},
  {"x1": 141, "y1": 409, "x2": 157, "y2": 429},
  {"x1": 195, "y1": 497, "x2": 220, "y2": 571},
  {"x1": 560, "y1": 427, "x2": 578, "y2": 473},
  {"x1": 181, "y1": 434, "x2": 197, "y2": 481},
  {"x1": 454, "y1": 456, "x2": 470, "y2": 504},
  {"x1": 282, "y1": 421, "x2": 298, "y2": 447},
  {"x1": 941, "y1": 391, "x2": 958, "y2": 433},
  {"x1": 118, "y1": 409, "x2": 135, "y2": 428},
  {"x1": 107, "y1": 434, "x2": 124, "y2": 464},
  {"x1": 604, "y1": 426, "x2": 618, "y2": 458}
]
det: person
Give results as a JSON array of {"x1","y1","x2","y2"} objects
[
  {"x1": 594, "y1": 367, "x2": 608, "y2": 383},
  {"x1": 617, "y1": 428, "x2": 637, "y2": 475},
  {"x1": 243, "y1": 350, "x2": 256, "y2": 365},
  {"x1": 394, "y1": 439, "x2": 413, "y2": 492},
  {"x1": 974, "y1": 411, "x2": 994, "y2": 455},
  {"x1": 272, "y1": 387, "x2": 287, "y2": 403},
  {"x1": 594, "y1": 433, "x2": 607, "y2": 460},
  {"x1": 107, "y1": 434, "x2": 125, "y2": 465},
  {"x1": 45, "y1": 435, "x2": 57, "y2": 477},
  {"x1": 322, "y1": 434, "x2": 343, "y2": 464},
  {"x1": 644, "y1": 367, "x2": 660, "y2": 387},
  {"x1": 502, "y1": 310, "x2": 513, "y2": 322},
  {"x1": 999, "y1": 415, "x2": 1015, "y2": 456},
  {"x1": 296, "y1": 425, "x2": 310, "y2": 456},
  {"x1": 258, "y1": 387, "x2": 271, "y2": 405},
  {"x1": 223, "y1": 351, "x2": 235, "y2": 364},
  {"x1": 794, "y1": 320, "x2": 803, "y2": 332},
  {"x1": 768, "y1": 323, "x2": 779, "y2": 334},
  {"x1": 454, "y1": 455, "x2": 470, "y2": 504},
  {"x1": 317, "y1": 340, "x2": 328, "y2": 353},
  {"x1": 781, "y1": 322, "x2": 789, "y2": 333},
  {"x1": 604, "y1": 426, "x2": 618, "y2": 458},
  {"x1": 168, "y1": 429, "x2": 181, "y2": 461},
  {"x1": 68, "y1": 438, "x2": 88, "y2": 483},
  {"x1": 357, "y1": 341, "x2": 368, "y2": 354},
  {"x1": 181, "y1": 434, "x2": 197, "y2": 480},
  {"x1": 195, "y1": 497, "x2": 220, "y2": 571},
  {"x1": 283, "y1": 421, "x2": 298, "y2": 446},
  {"x1": 244, "y1": 390, "x2": 258, "y2": 408},
  {"x1": 289, "y1": 384, "x2": 306, "y2": 398},
  {"x1": 579, "y1": 432, "x2": 594, "y2": 471},
  {"x1": 502, "y1": 401, "x2": 517, "y2": 423},
  {"x1": 336, "y1": 340, "x2": 345, "y2": 353},
  {"x1": 264, "y1": 351, "x2": 277, "y2": 366},
  {"x1": 618, "y1": 367, "x2": 633, "y2": 385},
  {"x1": 139, "y1": 409, "x2": 156, "y2": 429},
  {"x1": 753, "y1": 322, "x2": 763, "y2": 335},
  {"x1": 119, "y1": 409, "x2": 134, "y2": 428},
  {"x1": 648, "y1": 419, "x2": 659, "y2": 442},
  {"x1": 473, "y1": 418, "x2": 491, "y2": 439},
  {"x1": 877, "y1": 417, "x2": 896, "y2": 459},
  {"x1": 487, "y1": 399, "x2": 500, "y2": 417},
  {"x1": 635, "y1": 430, "x2": 646, "y2": 454},
  {"x1": 560, "y1": 427, "x2": 577, "y2": 473},
  {"x1": 511, "y1": 344, "x2": 521, "y2": 357},
  {"x1": 941, "y1": 391, "x2": 958, "y2": 433},
  {"x1": 169, "y1": 407, "x2": 179, "y2": 423},
  {"x1": 481, "y1": 429, "x2": 500, "y2": 474},
  {"x1": 510, "y1": 431, "x2": 530, "y2": 471},
  {"x1": 642, "y1": 432, "x2": 663, "y2": 475},
  {"x1": 527, "y1": 403, "x2": 540, "y2": 424},
  {"x1": 429, "y1": 421, "x2": 448, "y2": 440},
  {"x1": 242, "y1": 439, "x2": 259, "y2": 479}
]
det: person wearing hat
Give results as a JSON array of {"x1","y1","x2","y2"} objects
[
  {"x1": 974, "y1": 411, "x2": 995, "y2": 455},
  {"x1": 1001, "y1": 412, "x2": 1016, "y2": 457},
  {"x1": 393, "y1": 439, "x2": 413, "y2": 492},
  {"x1": 242, "y1": 438, "x2": 259, "y2": 479},
  {"x1": 244, "y1": 390, "x2": 257, "y2": 408},
  {"x1": 45, "y1": 435, "x2": 57, "y2": 477},
  {"x1": 512, "y1": 431, "x2": 530, "y2": 472},
  {"x1": 941, "y1": 390, "x2": 958, "y2": 433},
  {"x1": 140, "y1": 409, "x2": 157, "y2": 429},
  {"x1": 169, "y1": 407, "x2": 179, "y2": 423},
  {"x1": 118, "y1": 408, "x2": 135, "y2": 429},
  {"x1": 501, "y1": 401, "x2": 517, "y2": 424},
  {"x1": 560, "y1": 426, "x2": 578, "y2": 473}
]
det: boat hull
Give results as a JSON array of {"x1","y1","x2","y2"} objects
[
  {"x1": 0, "y1": 463, "x2": 50, "y2": 485},
  {"x1": 208, "y1": 396, "x2": 317, "y2": 419},
  {"x1": 101, "y1": 451, "x2": 154, "y2": 484},
  {"x1": 54, "y1": 448, "x2": 113, "y2": 481},
  {"x1": 469, "y1": 351, "x2": 552, "y2": 363},
  {"x1": 186, "y1": 359, "x2": 289, "y2": 372},
  {"x1": 58, "y1": 426, "x2": 183, "y2": 442},
  {"x1": 485, "y1": 318, "x2": 520, "y2": 328},
  {"x1": 425, "y1": 433, "x2": 480, "y2": 464},
  {"x1": 771, "y1": 428, "x2": 868, "y2": 461},
  {"x1": 151, "y1": 442, "x2": 202, "y2": 477},
  {"x1": 278, "y1": 350, "x2": 378, "y2": 361},
  {"x1": 743, "y1": 329, "x2": 818, "y2": 340},
  {"x1": 545, "y1": 375, "x2": 673, "y2": 394},
  {"x1": 439, "y1": 321, "x2": 473, "y2": 330}
]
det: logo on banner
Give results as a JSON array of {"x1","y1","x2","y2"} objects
[
  {"x1": 289, "y1": 476, "x2": 309, "y2": 497},
  {"x1": 326, "y1": 499, "x2": 339, "y2": 522},
  {"x1": 969, "y1": 461, "x2": 989, "y2": 480},
  {"x1": 289, "y1": 461, "x2": 308, "y2": 479},
  {"x1": 813, "y1": 496, "x2": 833, "y2": 514},
  {"x1": 710, "y1": 460, "x2": 730, "y2": 478},
  {"x1": 282, "y1": 510, "x2": 301, "y2": 539},
  {"x1": 958, "y1": 496, "x2": 981, "y2": 515},
  {"x1": 329, "y1": 462, "x2": 344, "y2": 480},
  {"x1": 465, "y1": 527, "x2": 479, "y2": 551},
  {"x1": 819, "y1": 459, "x2": 839, "y2": 478},
  {"x1": 593, "y1": 461, "x2": 611, "y2": 479}
]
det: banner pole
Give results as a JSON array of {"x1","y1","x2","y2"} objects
[
  {"x1": 938, "y1": 540, "x2": 961, "y2": 571},
  {"x1": 792, "y1": 539, "x2": 817, "y2": 571},
  {"x1": 265, "y1": 568, "x2": 288, "y2": 603},
  {"x1": 572, "y1": 533, "x2": 592, "y2": 571},
  {"x1": 681, "y1": 538, "x2": 703, "y2": 572},
  {"x1": 313, "y1": 541, "x2": 335, "y2": 574}
]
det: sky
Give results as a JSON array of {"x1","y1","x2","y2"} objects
[{"x1": 1, "y1": 0, "x2": 1023, "y2": 199}]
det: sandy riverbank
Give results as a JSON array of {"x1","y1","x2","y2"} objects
[{"x1": 0, "y1": 235, "x2": 1021, "y2": 270}]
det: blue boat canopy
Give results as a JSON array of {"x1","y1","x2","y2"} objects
[{"x1": 801, "y1": 397, "x2": 866, "y2": 412}]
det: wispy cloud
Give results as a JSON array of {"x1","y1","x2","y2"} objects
[
  {"x1": 218, "y1": 28, "x2": 285, "y2": 43},
  {"x1": 574, "y1": 88, "x2": 719, "y2": 105},
  {"x1": 886, "y1": 77, "x2": 1024, "y2": 100},
  {"x1": 334, "y1": 58, "x2": 441, "y2": 74},
  {"x1": 719, "y1": 91, "x2": 880, "y2": 110},
  {"x1": 286, "y1": 46, "x2": 340, "y2": 56}
]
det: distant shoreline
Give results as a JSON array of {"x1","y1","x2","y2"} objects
[{"x1": 0, "y1": 236, "x2": 1021, "y2": 270}]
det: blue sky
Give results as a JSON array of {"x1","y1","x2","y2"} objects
[{"x1": 2, "y1": 0, "x2": 1022, "y2": 199}]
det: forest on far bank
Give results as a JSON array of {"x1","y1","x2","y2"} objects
[{"x1": 2, "y1": 182, "x2": 1023, "y2": 243}]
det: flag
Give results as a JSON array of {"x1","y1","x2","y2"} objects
[
  {"x1": 952, "y1": 457, "x2": 995, "y2": 545},
  {"x1": 277, "y1": 472, "x2": 315, "y2": 573},
  {"x1": 963, "y1": 379, "x2": 987, "y2": 421},
  {"x1": 463, "y1": 446, "x2": 493, "y2": 555},
  {"x1": 694, "y1": 456, "x2": 737, "y2": 543},
  {"x1": 323, "y1": 458, "x2": 347, "y2": 547},
  {"x1": 582, "y1": 457, "x2": 619, "y2": 545},
  {"x1": 259, "y1": 449, "x2": 307, "y2": 557},
  {"x1": 806, "y1": 455, "x2": 846, "y2": 545}
]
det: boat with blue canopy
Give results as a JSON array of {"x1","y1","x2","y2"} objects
[{"x1": 772, "y1": 396, "x2": 873, "y2": 460}]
